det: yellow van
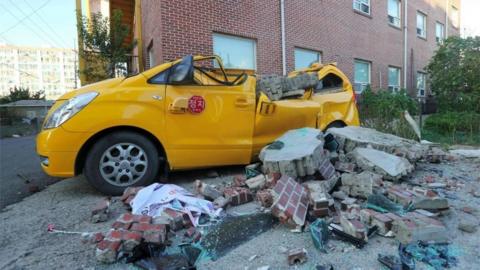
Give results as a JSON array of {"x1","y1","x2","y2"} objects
[{"x1": 37, "y1": 55, "x2": 359, "y2": 194}]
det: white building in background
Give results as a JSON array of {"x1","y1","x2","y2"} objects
[{"x1": 0, "y1": 44, "x2": 79, "y2": 100}]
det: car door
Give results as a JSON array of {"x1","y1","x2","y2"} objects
[{"x1": 163, "y1": 57, "x2": 256, "y2": 169}]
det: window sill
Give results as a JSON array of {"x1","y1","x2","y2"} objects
[
  {"x1": 388, "y1": 23, "x2": 402, "y2": 31},
  {"x1": 353, "y1": 9, "x2": 372, "y2": 19},
  {"x1": 417, "y1": 35, "x2": 427, "y2": 41}
]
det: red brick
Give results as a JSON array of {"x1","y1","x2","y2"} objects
[
  {"x1": 97, "y1": 239, "x2": 121, "y2": 251},
  {"x1": 233, "y1": 175, "x2": 246, "y2": 187},
  {"x1": 271, "y1": 176, "x2": 309, "y2": 226},
  {"x1": 111, "y1": 221, "x2": 132, "y2": 230},
  {"x1": 256, "y1": 189, "x2": 273, "y2": 208},
  {"x1": 223, "y1": 187, "x2": 253, "y2": 206},
  {"x1": 318, "y1": 157, "x2": 336, "y2": 180},
  {"x1": 131, "y1": 223, "x2": 166, "y2": 232},
  {"x1": 121, "y1": 186, "x2": 143, "y2": 201}
]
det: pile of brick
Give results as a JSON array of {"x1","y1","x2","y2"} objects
[{"x1": 96, "y1": 213, "x2": 168, "y2": 263}]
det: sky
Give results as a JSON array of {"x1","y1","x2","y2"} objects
[
  {"x1": 0, "y1": 0, "x2": 77, "y2": 48},
  {"x1": 0, "y1": 0, "x2": 479, "y2": 49}
]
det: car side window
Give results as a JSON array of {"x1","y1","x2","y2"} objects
[
  {"x1": 315, "y1": 73, "x2": 344, "y2": 93},
  {"x1": 149, "y1": 68, "x2": 171, "y2": 84}
]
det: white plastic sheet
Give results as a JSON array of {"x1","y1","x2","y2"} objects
[{"x1": 130, "y1": 183, "x2": 221, "y2": 226}]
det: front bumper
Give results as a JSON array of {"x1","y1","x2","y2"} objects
[{"x1": 36, "y1": 126, "x2": 92, "y2": 178}]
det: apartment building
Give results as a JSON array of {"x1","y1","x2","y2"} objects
[
  {"x1": 84, "y1": 0, "x2": 461, "y2": 97},
  {"x1": 0, "y1": 45, "x2": 79, "y2": 100}
]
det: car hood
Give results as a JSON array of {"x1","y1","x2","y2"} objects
[{"x1": 56, "y1": 77, "x2": 126, "y2": 101}]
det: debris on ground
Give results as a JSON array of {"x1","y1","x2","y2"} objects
[{"x1": 62, "y1": 126, "x2": 480, "y2": 268}]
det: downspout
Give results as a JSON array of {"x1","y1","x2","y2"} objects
[
  {"x1": 403, "y1": 0, "x2": 408, "y2": 90},
  {"x1": 75, "y1": 0, "x2": 86, "y2": 86},
  {"x1": 280, "y1": 0, "x2": 286, "y2": 75},
  {"x1": 135, "y1": 0, "x2": 144, "y2": 72},
  {"x1": 445, "y1": 0, "x2": 449, "y2": 37}
]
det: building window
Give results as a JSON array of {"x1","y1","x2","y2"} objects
[
  {"x1": 354, "y1": 59, "x2": 371, "y2": 93},
  {"x1": 213, "y1": 33, "x2": 256, "y2": 70},
  {"x1": 435, "y1": 22, "x2": 445, "y2": 44},
  {"x1": 353, "y1": 0, "x2": 370, "y2": 15},
  {"x1": 388, "y1": 66, "x2": 401, "y2": 92},
  {"x1": 294, "y1": 48, "x2": 321, "y2": 70},
  {"x1": 388, "y1": 0, "x2": 401, "y2": 27},
  {"x1": 416, "y1": 72, "x2": 426, "y2": 97},
  {"x1": 416, "y1": 12, "x2": 427, "y2": 38},
  {"x1": 451, "y1": 6, "x2": 459, "y2": 28}
]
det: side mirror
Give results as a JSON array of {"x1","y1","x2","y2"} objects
[{"x1": 169, "y1": 55, "x2": 194, "y2": 84}]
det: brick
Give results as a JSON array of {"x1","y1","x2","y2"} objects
[
  {"x1": 121, "y1": 186, "x2": 143, "y2": 202},
  {"x1": 194, "y1": 180, "x2": 222, "y2": 200},
  {"x1": 245, "y1": 174, "x2": 266, "y2": 190},
  {"x1": 310, "y1": 207, "x2": 329, "y2": 218},
  {"x1": 372, "y1": 214, "x2": 393, "y2": 234},
  {"x1": 111, "y1": 221, "x2": 132, "y2": 230},
  {"x1": 393, "y1": 217, "x2": 448, "y2": 244},
  {"x1": 163, "y1": 208, "x2": 191, "y2": 228},
  {"x1": 271, "y1": 175, "x2": 309, "y2": 226},
  {"x1": 287, "y1": 248, "x2": 307, "y2": 265},
  {"x1": 122, "y1": 231, "x2": 143, "y2": 251},
  {"x1": 256, "y1": 189, "x2": 274, "y2": 208},
  {"x1": 341, "y1": 172, "x2": 378, "y2": 198},
  {"x1": 233, "y1": 174, "x2": 247, "y2": 187},
  {"x1": 91, "y1": 199, "x2": 110, "y2": 223},
  {"x1": 303, "y1": 181, "x2": 329, "y2": 210},
  {"x1": 223, "y1": 187, "x2": 253, "y2": 206},
  {"x1": 318, "y1": 157, "x2": 336, "y2": 180},
  {"x1": 96, "y1": 239, "x2": 121, "y2": 263},
  {"x1": 340, "y1": 197, "x2": 357, "y2": 211},
  {"x1": 340, "y1": 216, "x2": 367, "y2": 240}
]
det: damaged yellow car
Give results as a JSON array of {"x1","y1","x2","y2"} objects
[{"x1": 36, "y1": 55, "x2": 359, "y2": 195}]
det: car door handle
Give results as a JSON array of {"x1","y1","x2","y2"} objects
[{"x1": 235, "y1": 98, "x2": 252, "y2": 107}]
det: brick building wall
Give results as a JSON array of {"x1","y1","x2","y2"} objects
[{"x1": 137, "y1": 0, "x2": 460, "y2": 95}]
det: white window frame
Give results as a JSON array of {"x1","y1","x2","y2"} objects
[
  {"x1": 213, "y1": 33, "x2": 257, "y2": 70},
  {"x1": 388, "y1": 66, "x2": 401, "y2": 92},
  {"x1": 416, "y1": 12, "x2": 427, "y2": 38},
  {"x1": 451, "y1": 6, "x2": 459, "y2": 28},
  {"x1": 435, "y1": 22, "x2": 445, "y2": 44},
  {"x1": 388, "y1": 0, "x2": 401, "y2": 27},
  {"x1": 416, "y1": 72, "x2": 426, "y2": 97},
  {"x1": 294, "y1": 48, "x2": 321, "y2": 70},
  {"x1": 354, "y1": 59, "x2": 371, "y2": 93},
  {"x1": 353, "y1": 0, "x2": 370, "y2": 15}
]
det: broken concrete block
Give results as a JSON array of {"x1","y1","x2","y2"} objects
[
  {"x1": 271, "y1": 176, "x2": 309, "y2": 226},
  {"x1": 332, "y1": 190, "x2": 347, "y2": 200},
  {"x1": 246, "y1": 174, "x2": 266, "y2": 190},
  {"x1": 328, "y1": 126, "x2": 428, "y2": 162},
  {"x1": 121, "y1": 186, "x2": 143, "y2": 202},
  {"x1": 341, "y1": 171, "x2": 379, "y2": 198},
  {"x1": 213, "y1": 196, "x2": 230, "y2": 209},
  {"x1": 413, "y1": 197, "x2": 449, "y2": 211},
  {"x1": 340, "y1": 197, "x2": 357, "y2": 211},
  {"x1": 194, "y1": 180, "x2": 223, "y2": 200},
  {"x1": 256, "y1": 189, "x2": 274, "y2": 208},
  {"x1": 91, "y1": 198, "x2": 110, "y2": 223},
  {"x1": 458, "y1": 220, "x2": 478, "y2": 233},
  {"x1": 425, "y1": 147, "x2": 446, "y2": 163},
  {"x1": 259, "y1": 128, "x2": 325, "y2": 179},
  {"x1": 350, "y1": 147, "x2": 414, "y2": 181},
  {"x1": 334, "y1": 161, "x2": 356, "y2": 173},
  {"x1": 96, "y1": 239, "x2": 121, "y2": 263},
  {"x1": 223, "y1": 187, "x2": 253, "y2": 206},
  {"x1": 287, "y1": 248, "x2": 308, "y2": 265},
  {"x1": 393, "y1": 217, "x2": 448, "y2": 244},
  {"x1": 303, "y1": 181, "x2": 329, "y2": 209}
]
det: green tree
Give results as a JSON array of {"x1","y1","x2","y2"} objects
[
  {"x1": 77, "y1": 9, "x2": 136, "y2": 83},
  {"x1": 0, "y1": 86, "x2": 45, "y2": 104},
  {"x1": 426, "y1": 36, "x2": 480, "y2": 113}
]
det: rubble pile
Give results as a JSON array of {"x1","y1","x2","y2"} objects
[{"x1": 85, "y1": 126, "x2": 468, "y2": 269}]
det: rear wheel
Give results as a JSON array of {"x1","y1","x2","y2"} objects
[{"x1": 84, "y1": 131, "x2": 160, "y2": 195}]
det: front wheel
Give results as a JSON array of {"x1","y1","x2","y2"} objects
[{"x1": 84, "y1": 131, "x2": 160, "y2": 195}]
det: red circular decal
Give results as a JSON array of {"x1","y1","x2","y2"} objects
[{"x1": 188, "y1": 95, "x2": 205, "y2": 114}]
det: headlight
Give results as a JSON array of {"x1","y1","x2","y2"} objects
[{"x1": 44, "y1": 92, "x2": 98, "y2": 129}]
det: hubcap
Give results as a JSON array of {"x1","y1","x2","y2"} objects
[{"x1": 99, "y1": 143, "x2": 148, "y2": 186}]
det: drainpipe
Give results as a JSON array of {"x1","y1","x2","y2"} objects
[
  {"x1": 403, "y1": 0, "x2": 408, "y2": 89},
  {"x1": 280, "y1": 0, "x2": 286, "y2": 75},
  {"x1": 445, "y1": 0, "x2": 449, "y2": 37}
]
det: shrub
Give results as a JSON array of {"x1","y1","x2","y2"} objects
[
  {"x1": 359, "y1": 87, "x2": 419, "y2": 139},
  {"x1": 424, "y1": 112, "x2": 480, "y2": 144}
]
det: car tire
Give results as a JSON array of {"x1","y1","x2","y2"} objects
[{"x1": 84, "y1": 131, "x2": 160, "y2": 195}]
